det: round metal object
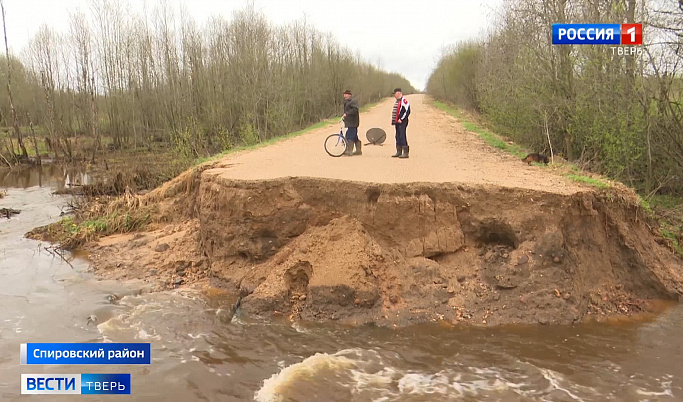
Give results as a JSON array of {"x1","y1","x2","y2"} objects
[{"x1": 365, "y1": 128, "x2": 387, "y2": 145}]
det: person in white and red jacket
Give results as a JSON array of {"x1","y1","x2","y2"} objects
[{"x1": 390, "y1": 88, "x2": 411, "y2": 158}]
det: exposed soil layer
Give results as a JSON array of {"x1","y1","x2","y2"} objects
[
  {"x1": 74, "y1": 95, "x2": 683, "y2": 326},
  {"x1": 86, "y1": 173, "x2": 683, "y2": 327}
]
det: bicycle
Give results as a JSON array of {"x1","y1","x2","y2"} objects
[{"x1": 324, "y1": 120, "x2": 348, "y2": 157}]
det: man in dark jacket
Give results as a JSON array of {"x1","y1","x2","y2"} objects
[
  {"x1": 391, "y1": 88, "x2": 411, "y2": 158},
  {"x1": 342, "y1": 90, "x2": 361, "y2": 156}
]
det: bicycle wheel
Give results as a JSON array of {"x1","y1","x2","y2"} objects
[{"x1": 324, "y1": 133, "x2": 347, "y2": 157}]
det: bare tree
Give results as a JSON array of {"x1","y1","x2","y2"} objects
[
  {"x1": 428, "y1": 0, "x2": 682, "y2": 195},
  {"x1": 1, "y1": 0, "x2": 27, "y2": 159},
  {"x1": 2, "y1": 3, "x2": 415, "y2": 164}
]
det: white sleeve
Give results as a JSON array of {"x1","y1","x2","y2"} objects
[{"x1": 399, "y1": 98, "x2": 410, "y2": 120}]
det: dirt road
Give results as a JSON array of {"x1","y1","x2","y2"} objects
[
  {"x1": 213, "y1": 94, "x2": 583, "y2": 195},
  {"x1": 80, "y1": 96, "x2": 683, "y2": 329}
]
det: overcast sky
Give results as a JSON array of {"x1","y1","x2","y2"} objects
[{"x1": 1, "y1": 0, "x2": 503, "y2": 90}]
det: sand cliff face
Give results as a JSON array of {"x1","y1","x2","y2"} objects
[{"x1": 86, "y1": 168, "x2": 683, "y2": 327}]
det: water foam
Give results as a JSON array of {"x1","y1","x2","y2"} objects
[
  {"x1": 397, "y1": 371, "x2": 451, "y2": 395},
  {"x1": 254, "y1": 349, "x2": 360, "y2": 402},
  {"x1": 540, "y1": 368, "x2": 587, "y2": 401},
  {"x1": 254, "y1": 349, "x2": 535, "y2": 401},
  {"x1": 635, "y1": 377, "x2": 674, "y2": 397}
]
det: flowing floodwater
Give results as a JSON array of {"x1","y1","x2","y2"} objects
[{"x1": 1, "y1": 165, "x2": 682, "y2": 401}]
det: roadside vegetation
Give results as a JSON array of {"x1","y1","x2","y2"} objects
[
  {"x1": 0, "y1": 3, "x2": 413, "y2": 172},
  {"x1": 10, "y1": 2, "x2": 414, "y2": 249},
  {"x1": 426, "y1": 0, "x2": 682, "y2": 256}
]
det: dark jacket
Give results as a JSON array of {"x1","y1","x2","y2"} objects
[{"x1": 343, "y1": 97, "x2": 360, "y2": 128}]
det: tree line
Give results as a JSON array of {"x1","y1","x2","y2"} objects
[
  {"x1": 427, "y1": 0, "x2": 682, "y2": 196},
  {"x1": 0, "y1": 1, "x2": 415, "y2": 165}
]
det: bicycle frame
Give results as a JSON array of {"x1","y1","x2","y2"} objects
[
  {"x1": 335, "y1": 124, "x2": 345, "y2": 145},
  {"x1": 323, "y1": 119, "x2": 349, "y2": 157}
]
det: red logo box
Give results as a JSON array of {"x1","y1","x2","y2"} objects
[{"x1": 621, "y1": 24, "x2": 642, "y2": 45}]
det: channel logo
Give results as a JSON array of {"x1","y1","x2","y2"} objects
[
  {"x1": 21, "y1": 374, "x2": 131, "y2": 395},
  {"x1": 621, "y1": 24, "x2": 642, "y2": 45},
  {"x1": 552, "y1": 23, "x2": 642, "y2": 45}
]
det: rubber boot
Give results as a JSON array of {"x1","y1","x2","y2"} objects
[
  {"x1": 344, "y1": 140, "x2": 354, "y2": 156},
  {"x1": 391, "y1": 146, "x2": 402, "y2": 157},
  {"x1": 399, "y1": 146, "x2": 409, "y2": 158},
  {"x1": 353, "y1": 141, "x2": 362, "y2": 155}
]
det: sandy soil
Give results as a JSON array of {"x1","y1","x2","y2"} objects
[
  {"x1": 211, "y1": 94, "x2": 583, "y2": 194},
  {"x1": 80, "y1": 95, "x2": 683, "y2": 327}
]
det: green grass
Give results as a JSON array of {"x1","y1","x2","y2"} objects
[
  {"x1": 432, "y1": 100, "x2": 463, "y2": 118},
  {"x1": 28, "y1": 207, "x2": 152, "y2": 250},
  {"x1": 648, "y1": 194, "x2": 683, "y2": 210},
  {"x1": 195, "y1": 100, "x2": 382, "y2": 165},
  {"x1": 637, "y1": 195, "x2": 654, "y2": 215},
  {"x1": 563, "y1": 165, "x2": 612, "y2": 189},
  {"x1": 0, "y1": 125, "x2": 49, "y2": 138},
  {"x1": 194, "y1": 118, "x2": 339, "y2": 165},
  {"x1": 660, "y1": 228, "x2": 683, "y2": 256},
  {"x1": 81, "y1": 217, "x2": 109, "y2": 233},
  {"x1": 2, "y1": 130, "x2": 120, "y2": 160},
  {"x1": 1, "y1": 125, "x2": 49, "y2": 156},
  {"x1": 26, "y1": 140, "x2": 50, "y2": 157},
  {"x1": 359, "y1": 102, "x2": 377, "y2": 113},
  {"x1": 432, "y1": 100, "x2": 528, "y2": 158},
  {"x1": 2, "y1": 136, "x2": 49, "y2": 157},
  {"x1": 433, "y1": 99, "x2": 623, "y2": 190},
  {"x1": 564, "y1": 174, "x2": 611, "y2": 189},
  {"x1": 56, "y1": 212, "x2": 145, "y2": 239},
  {"x1": 648, "y1": 194, "x2": 683, "y2": 257}
]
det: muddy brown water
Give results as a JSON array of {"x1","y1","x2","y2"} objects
[{"x1": 1, "y1": 166, "x2": 682, "y2": 401}]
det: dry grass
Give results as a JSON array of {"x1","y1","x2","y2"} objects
[
  {"x1": 27, "y1": 190, "x2": 154, "y2": 250},
  {"x1": 26, "y1": 156, "x2": 213, "y2": 250}
]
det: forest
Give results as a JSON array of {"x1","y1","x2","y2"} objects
[
  {"x1": 0, "y1": 1, "x2": 415, "y2": 167},
  {"x1": 427, "y1": 0, "x2": 682, "y2": 197}
]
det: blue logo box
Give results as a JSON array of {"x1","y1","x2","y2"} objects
[
  {"x1": 552, "y1": 23, "x2": 621, "y2": 45},
  {"x1": 21, "y1": 343, "x2": 151, "y2": 365},
  {"x1": 82, "y1": 374, "x2": 131, "y2": 395},
  {"x1": 21, "y1": 374, "x2": 131, "y2": 395}
]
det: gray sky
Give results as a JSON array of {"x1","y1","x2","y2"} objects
[{"x1": 1, "y1": 0, "x2": 502, "y2": 90}]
